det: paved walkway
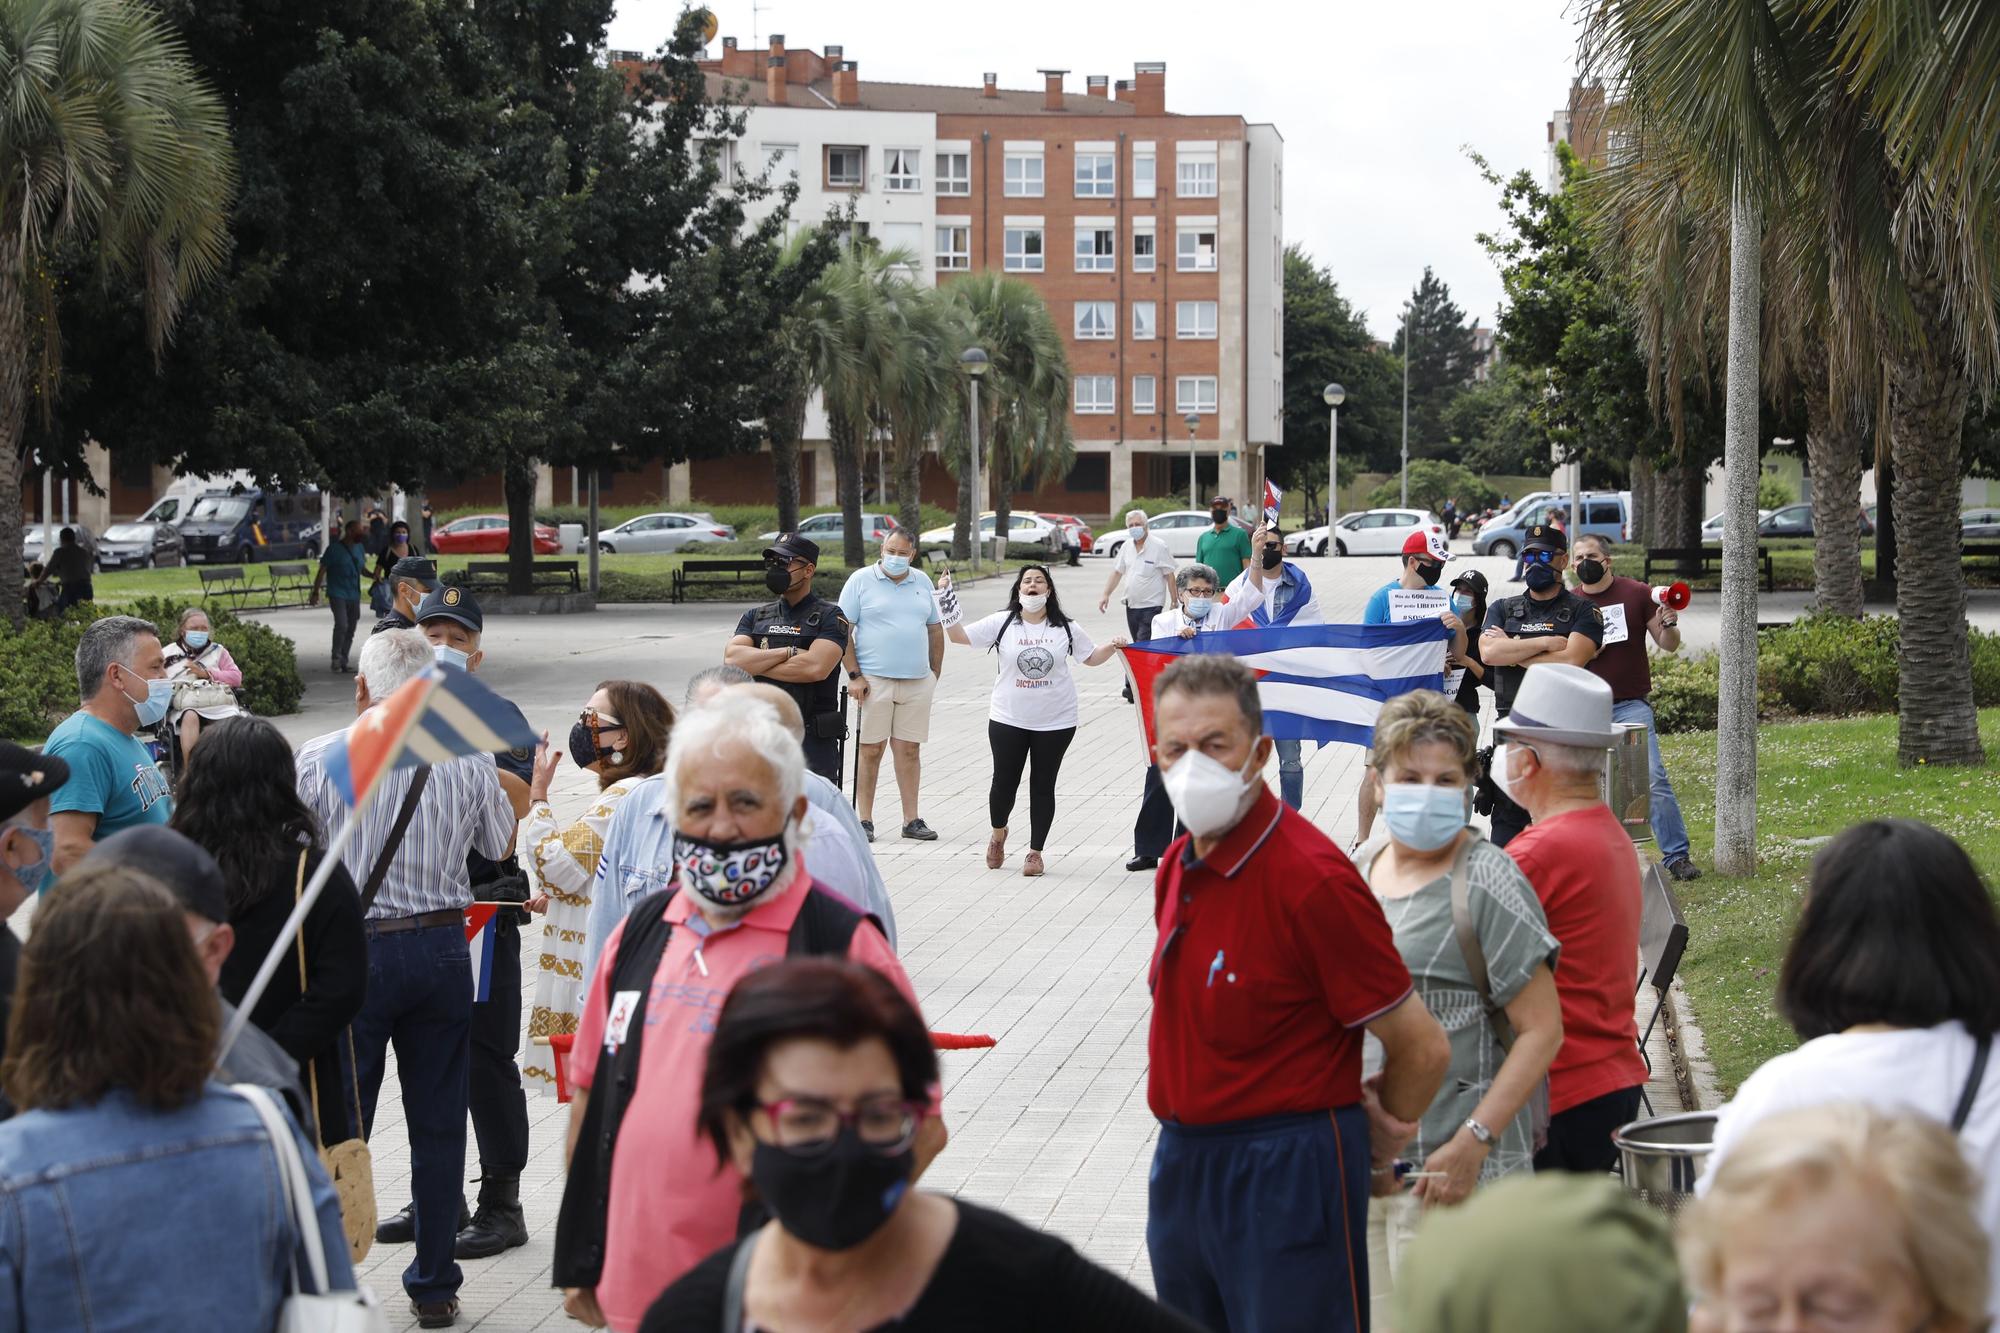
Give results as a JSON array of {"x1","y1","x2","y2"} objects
[{"x1": 248, "y1": 548, "x2": 1696, "y2": 1328}]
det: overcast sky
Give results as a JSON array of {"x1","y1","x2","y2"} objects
[{"x1": 607, "y1": 1, "x2": 1590, "y2": 342}]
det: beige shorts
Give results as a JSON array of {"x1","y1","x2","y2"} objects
[{"x1": 857, "y1": 672, "x2": 937, "y2": 744}]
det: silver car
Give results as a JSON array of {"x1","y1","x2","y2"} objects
[{"x1": 593, "y1": 512, "x2": 736, "y2": 554}]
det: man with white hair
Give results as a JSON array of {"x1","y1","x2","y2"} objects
[
  {"x1": 1100, "y1": 507, "x2": 1179, "y2": 645},
  {"x1": 553, "y1": 691, "x2": 943, "y2": 1332},
  {"x1": 1489, "y1": 663, "x2": 1647, "y2": 1176},
  {"x1": 295, "y1": 628, "x2": 515, "y2": 1330}
]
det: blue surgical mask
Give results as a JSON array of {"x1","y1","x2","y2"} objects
[
  {"x1": 881, "y1": 554, "x2": 911, "y2": 577},
  {"x1": 1185, "y1": 596, "x2": 1214, "y2": 622},
  {"x1": 434, "y1": 645, "x2": 470, "y2": 671},
  {"x1": 184, "y1": 630, "x2": 210, "y2": 651},
  {"x1": 1127, "y1": 524, "x2": 1147, "y2": 542},
  {"x1": 123, "y1": 669, "x2": 173, "y2": 728},
  {"x1": 1450, "y1": 594, "x2": 1472, "y2": 618},
  {"x1": 1382, "y1": 783, "x2": 1470, "y2": 852},
  {"x1": 4, "y1": 825, "x2": 55, "y2": 896}
]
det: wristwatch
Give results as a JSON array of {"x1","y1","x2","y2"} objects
[
  {"x1": 847, "y1": 669, "x2": 862, "y2": 680},
  {"x1": 1463, "y1": 1117, "x2": 1494, "y2": 1146}
]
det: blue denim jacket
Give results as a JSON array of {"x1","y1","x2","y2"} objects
[{"x1": 0, "y1": 1082, "x2": 354, "y2": 1331}]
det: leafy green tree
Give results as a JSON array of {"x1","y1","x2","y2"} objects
[
  {"x1": 1441, "y1": 363, "x2": 1546, "y2": 477},
  {"x1": 1275, "y1": 246, "x2": 1399, "y2": 517},
  {"x1": 1390, "y1": 267, "x2": 1480, "y2": 460},
  {"x1": 0, "y1": 0, "x2": 234, "y2": 629},
  {"x1": 1364, "y1": 461, "x2": 1498, "y2": 517}
]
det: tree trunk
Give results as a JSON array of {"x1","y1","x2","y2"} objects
[
  {"x1": 1714, "y1": 187, "x2": 1761, "y2": 878},
  {"x1": 991, "y1": 426, "x2": 1012, "y2": 565},
  {"x1": 952, "y1": 453, "x2": 972, "y2": 564},
  {"x1": 1888, "y1": 279, "x2": 1982, "y2": 766},
  {"x1": 828, "y1": 406, "x2": 865, "y2": 568},
  {"x1": 894, "y1": 437, "x2": 922, "y2": 544},
  {"x1": 1802, "y1": 344, "x2": 1865, "y2": 617},
  {"x1": 770, "y1": 395, "x2": 805, "y2": 535},
  {"x1": 1629, "y1": 452, "x2": 1656, "y2": 549},
  {"x1": 1874, "y1": 438, "x2": 1895, "y2": 591},
  {"x1": 504, "y1": 459, "x2": 538, "y2": 598},
  {"x1": 0, "y1": 253, "x2": 27, "y2": 631}
]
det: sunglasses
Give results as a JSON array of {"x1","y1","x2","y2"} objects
[
  {"x1": 1522, "y1": 549, "x2": 1559, "y2": 565},
  {"x1": 579, "y1": 707, "x2": 624, "y2": 731}
]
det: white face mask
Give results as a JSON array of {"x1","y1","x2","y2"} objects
[
  {"x1": 1127, "y1": 524, "x2": 1147, "y2": 543},
  {"x1": 1019, "y1": 593, "x2": 1048, "y2": 615},
  {"x1": 1491, "y1": 742, "x2": 1533, "y2": 806},
  {"x1": 1161, "y1": 746, "x2": 1262, "y2": 839}
]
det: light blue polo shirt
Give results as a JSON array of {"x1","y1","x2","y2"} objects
[{"x1": 838, "y1": 562, "x2": 941, "y2": 680}]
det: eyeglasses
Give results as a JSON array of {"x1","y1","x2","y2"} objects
[
  {"x1": 1522, "y1": 549, "x2": 1558, "y2": 565},
  {"x1": 579, "y1": 708, "x2": 624, "y2": 731},
  {"x1": 753, "y1": 1095, "x2": 928, "y2": 1156}
]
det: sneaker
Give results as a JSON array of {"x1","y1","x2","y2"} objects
[
  {"x1": 860, "y1": 819, "x2": 875, "y2": 843},
  {"x1": 1664, "y1": 856, "x2": 1703, "y2": 882},
  {"x1": 903, "y1": 819, "x2": 939, "y2": 841},
  {"x1": 1125, "y1": 855, "x2": 1158, "y2": 873}
]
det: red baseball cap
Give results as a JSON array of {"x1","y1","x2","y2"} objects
[{"x1": 1400, "y1": 525, "x2": 1453, "y2": 562}]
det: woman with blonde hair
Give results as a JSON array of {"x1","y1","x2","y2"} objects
[
  {"x1": 521, "y1": 678, "x2": 674, "y2": 1095},
  {"x1": 1683, "y1": 1102, "x2": 1990, "y2": 1333},
  {"x1": 1353, "y1": 689, "x2": 1563, "y2": 1327}
]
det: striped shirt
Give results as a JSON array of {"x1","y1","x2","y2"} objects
[{"x1": 296, "y1": 725, "x2": 515, "y2": 920}]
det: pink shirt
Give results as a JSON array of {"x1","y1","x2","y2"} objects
[{"x1": 570, "y1": 875, "x2": 924, "y2": 1333}]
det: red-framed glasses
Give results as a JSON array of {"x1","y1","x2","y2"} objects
[{"x1": 752, "y1": 1095, "x2": 928, "y2": 1156}]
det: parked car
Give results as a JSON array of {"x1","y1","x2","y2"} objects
[
  {"x1": 592, "y1": 511, "x2": 736, "y2": 554},
  {"x1": 757, "y1": 511, "x2": 899, "y2": 549},
  {"x1": 1473, "y1": 492, "x2": 1631, "y2": 558},
  {"x1": 179, "y1": 487, "x2": 323, "y2": 564},
  {"x1": 1093, "y1": 511, "x2": 1255, "y2": 561},
  {"x1": 1757, "y1": 502, "x2": 1874, "y2": 540},
  {"x1": 1963, "y1": 507, "x2": 2000, "y2": 540},
  {"x1": 918, "y1": 511, "x2": 1062, "y2": 562},
  {"x1": 1318, "y1": 508, "x2": 1446, "y2": 557},
  {"x1": 20, "y1": 522, "x2": 98, "y2": 573},
  {"x1": 1286, "y1": 524, "x2": 1331, "y2": 556},
  {"x1": 1699, "y1": 509, "x2": 1775, "y2": 544},
  {"x1": 1036, "y1": 512, "x2": 1094, "y2": 554},
  {"x1": 96, "y1": 521, "x2": 184, "y2": 570},
  {"x1": 430, "y1": 514, "x2": 563, "y2": 555}
]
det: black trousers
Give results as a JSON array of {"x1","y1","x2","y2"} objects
[
  {"x1": 1126, "y1": 606, "x2": 1161, "y2": 642},
  {"x1": 1489, "y1": 789, "x2": 1531, "y2": 847},
  {"x1": 468, "y1": 912, "x2": 528, "y2": 1175},
  {"x1": 1534, "y1": 1084, "x2": 1644, "y2": 1175},
  {"x1": 803, "y1": 731, "x2": 841, "y2": 784},
  {"x1": 1133, "y1": 764, "x2": 1180, "y2": 859},
  {"x1": 988, "y1": 721, "x2": 1076, "y2": 850}
]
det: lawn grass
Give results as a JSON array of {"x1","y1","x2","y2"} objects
[{"x1": 1659, "y1": 707, "x2": 2000, "y2": 1094}]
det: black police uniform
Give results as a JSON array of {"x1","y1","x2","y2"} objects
[{"x1": 735, "y1": 590, "x2": 850, "y2": 782}]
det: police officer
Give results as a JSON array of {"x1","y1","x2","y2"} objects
[
  {"x1": 375, "y1": 555, "x2": 441, "y2": 635},
  {"x1": 725, "y1": 535, "x2": 850, "y2": 782},
  {"x1": 1475, "y1": 523, "x2": 1606, "y2": 846}
]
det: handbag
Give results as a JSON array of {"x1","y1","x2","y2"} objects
[
  {"x1": 1446, "y1": 834, "x2": 1552, "y2": 1154},
  {"x1": 368, "y1": 580, "x2": 392, "y2": 615},
  {"x1": 233, "y1": 1082, "x2": 390, "y2": 1333},
  {"x1": 294, "y1": 852, "x2": 378, "y2": 1264}
]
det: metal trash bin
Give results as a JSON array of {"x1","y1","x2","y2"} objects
[
  {"x1": 1604, "y1": 721, "x2": 1653, "y2": 843},
  {"x1": 1613, "y1": 1111, "x2": 1716, "y2": 1216}
]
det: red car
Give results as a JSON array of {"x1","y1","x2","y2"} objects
[
  {"x1": 1037, "y1": 512, "x2": 1094, "y2": 553},
  {"x1": 430, "y1": 514, "x2": 563, "y2": 555}
]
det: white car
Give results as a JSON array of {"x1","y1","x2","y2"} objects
[
  {"x1": 1316, "y1": 508, "x2": 1443, "y2": 557},
  {"x1": 1287, "y1": 525, "x2": 1331, "y2": 556},
  {"x1": 918, "y1": 511, "x2": 1061, "y2": 561},
  {"x1": 1094, "y1": 511, "x2": 1253, "y2": 562},
  {"x1": 592, "y1": 511, "x2": 735, "y2": 554},
  {"x1": 1700, "y1": 509, "x2": 1775, "y2": 544}
]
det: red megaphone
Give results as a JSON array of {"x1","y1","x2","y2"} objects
[{"x1": 1651, "y1": 582, "x2": 1692, "y2": 611}]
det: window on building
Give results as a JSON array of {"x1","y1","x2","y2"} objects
[
  {"x1": 1133, "y1": 301, "x2": 1157, "y2": 340},
  {"x1": 1075, "y1": 375, "x2": 1117, "y2": 414},
  {"x1": 937, "y1": 151, "x2": 970, "y2": 195},
  {"x1": 1063, "y1": 454, "x2": 1111, "y2": 491},
  {"x1": 1074, "y1": 224, "x2": 1115, "y2": 272},
  {"x1": 1132, "y1": 227, "x2": 1156, "y2": 273},
  {"x1": 1177, "y1": 376, "x2": 1218, "y2": 414},
  {"x1": 1075, "y1": 301, "x2": 1115, "y2": 340},
  {"x1": 1133, "y1": 374, "x2": 1157, "y2": 414},
  {"x1": 935, "y1": 223, "x2": 971, "y2": 271},
  {"x1": 826, "y1": 146, "x2": 865, "y2": 189},
  {"x1": 884, "y1": 148, "x2": 921, "y2": 193},
  {"x1": 1075, "y1": 152, "x2": 1115, "y2": 197},
  {"x1": 1003, "y1": 226, "x2": 1044, "y2": 272},
  {"x1": 1177, "y1": 227, "x2": 1218, "y2": 271},
  {"x1": 832, "y1": 219, "x2": 872, "y2": 251},
  {"x1": 879, "y1": 221, "x2": 923, "y2": 270},
  {"x1": 1134, "y1": 149, "x2": 1157, "y2": 198},
  {"x1": 761, "y1": 143, "x2": 800, "y2": 181},
  {"x1": 1177, "y1": 300, "x2": 1217, "y2": 339},
  {"x1": 1004, "y1": 152, "x2": 1044, "y2": 197},
  {"x1": 1177, "y1": 152, "x2": 1218, "y2": 197}
]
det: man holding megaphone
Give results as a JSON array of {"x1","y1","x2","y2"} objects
[{"x1": 1570, "y1": 534, "x2": 1701, "y2": 882}]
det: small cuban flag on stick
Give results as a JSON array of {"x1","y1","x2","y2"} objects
[
  {"x1": 223, "y1": 664, "x2": 539, "y2": 1059},
  {"x1": 465, "y1": 903, "x2": 500, "y2": 1003}
]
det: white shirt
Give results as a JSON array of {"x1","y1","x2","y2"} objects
[
  {"x1": 964, "y1": 611, "x2": 1098, "y2": 731},
  {"x1": 1705, "y1": 1021, "x2": 2000, "y2": 1320},
  {"x1": 1148, "y1": 571, "x2": 1268, "y2": 638},
  {"x1": 1114, "y1": 535, "x2": 1178, "y2": 609}
]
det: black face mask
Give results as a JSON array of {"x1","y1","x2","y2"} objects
[
  {"x1": 1210, "y1": 509, "x2": 1228, "y2": 526},
  {"x1": 1261, "y1": 545, "x2": 1283, "y2": 571},
  {"x1": 568, "y1": 720, "x2": 620, "y2": 769},
  {"x1": 1414, "y1": 560, "x2": 1445, "y2": 587},
  {"x1": 1575, "y1": 559, "x2": 1606, "y2": 585},
  {"x1": 764, "y1": 565, "x2": 795, "y2": 595},
  {"x1": 1524, "y1": 563, "x2": 1560, "y2": 591},
  {"x1": 750, "y1": 1128, "x2": 915, "y2": 1252}
]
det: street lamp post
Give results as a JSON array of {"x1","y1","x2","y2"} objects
[
  {"x1": 960, "y1": 347, "x2": 989, "y2": 571},
  {"x1": 1400, "y1": 301, "x2": 1412, "y2": 509},
  {"x1": 1322, "y1": 382, "x2": 1345, "y2": 529},
  {"x1": 1185, "y1": 413, "x2": 1200, "y2": 511}
]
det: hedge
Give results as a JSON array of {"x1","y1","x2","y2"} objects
[{"x1": 1, "y1": 600, "x2": 304, "y2": 742}]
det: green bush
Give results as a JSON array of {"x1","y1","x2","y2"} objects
[
  {"x1": 1364, "y1": 461, "x2": 1499, "y2": 517},
  {"x1": 1648, "y1": 651, "x2": 1720, "y2": 734},
  {"x1": 121, "y1": 596, "x2": 306, "y2": 719},
  {"x1": 1756, "y1": 475, "x2": 1795, "y2": 511}
]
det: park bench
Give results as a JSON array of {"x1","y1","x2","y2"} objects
[
  {"x1": 1643, "y1": 544, "x2": 1774, "y2": 593},
  {"x1": 197, "y1": 566, "x2": 256, "y2": 610},
  {"x1": 671, "y1": 559, "x2": 767, "y2": 604},
  {"x1": 264, "y1": 562, "x2": 314, "y2": 607},
  {"x1": 460, "y1": 560, "x2": 582, "y2": 594},
  {"x1": 1635, "y1": 860, "x2": 1691, "y2": 1117}
]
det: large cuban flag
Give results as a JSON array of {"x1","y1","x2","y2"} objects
[
  {"x1": 1121, "y1": 619, "x2": 1454, "y2": 753},
  {"x1": 322, "y1": 662, "x2": 538, "y2": 809}
]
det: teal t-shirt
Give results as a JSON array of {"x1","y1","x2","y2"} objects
[
  {"x1": 43, "y1": 711, "x2": 172, "y2": 839},
  {"x1": 1195, "y1": 524, "x2": 1253, "y2": 585},
  {"x1": 319, "y1": 540, "x2": 366, "y2": 602}
]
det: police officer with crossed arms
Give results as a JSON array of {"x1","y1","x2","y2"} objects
[{"x1": 726, "y1": 535, "x2": 851, "y2": 782}]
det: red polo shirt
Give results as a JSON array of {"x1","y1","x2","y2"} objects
[{"x1": 1147, "y1": 787, "x2": 1414, "y2": 1125}]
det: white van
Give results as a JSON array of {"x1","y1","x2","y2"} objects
[{"x1": 137, "y1": 472, "x2": 256, "y2": 527}]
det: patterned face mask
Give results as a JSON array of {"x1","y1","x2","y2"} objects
[{"x1": 672, "y1": 826, "x2": 793, "y2": 910}]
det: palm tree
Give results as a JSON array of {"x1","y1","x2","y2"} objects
[
  {"x1": 874, "y1": 279, "x2": 963, "y2": 540},
  {"x1": 0, "y1": 0, "x2": 234, "y2": 628}
]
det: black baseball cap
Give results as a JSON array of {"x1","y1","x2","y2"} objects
[
  {"x1": 1450, "y1": 568, "x2": 1490, "y2": 598},
  {"x1": 763, "y1": 534, "x2": 821, "y2": 565},
  {"x1": 1523, "y1": 524, "x2": 1568, "y2": 553},
  {"x1": 390, "y1": 555, "x2": 440, "y2": 589},
  {"x1": 83, "y1": 826, "x2": 229, "y2": 924},
  {"x1": 416, "y1": 584, "x2": 483, "y2": 634},
  {"x1": 0, "y1": 742, "x2": 68, "y2": 824}
]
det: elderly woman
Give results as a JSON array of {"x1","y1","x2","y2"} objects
[
  {"x1": 1705, "y1": 818, "x2": 2000, "y2": 1318},
  {"x1": 521, "y1": 679, "x2": 674, "y2": 1098},
  {"x1": 1684, "y1": 1104, "x2": 1989, "y2": 1333},
  {"x1": 645, "y1": 960, "x2": 1204, "y2": 1332},
  {"x1": 555, "y1": 690, "x2": 944, "y2": 1333},
  {"x1": 1352, "y1": 690, "x2": 1562, "y2": 1326},
  {"x1": 161, "y1": 607, "x2": 244, "y2": 760}
]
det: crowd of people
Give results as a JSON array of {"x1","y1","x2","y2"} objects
[{"x1": 1, "y1": 505, "x2": 1996, "y2": 1333}]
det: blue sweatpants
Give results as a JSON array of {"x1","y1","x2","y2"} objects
[{"x1": 1147, "y1": 1106, "x2": 1372, "y2": 1333}]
